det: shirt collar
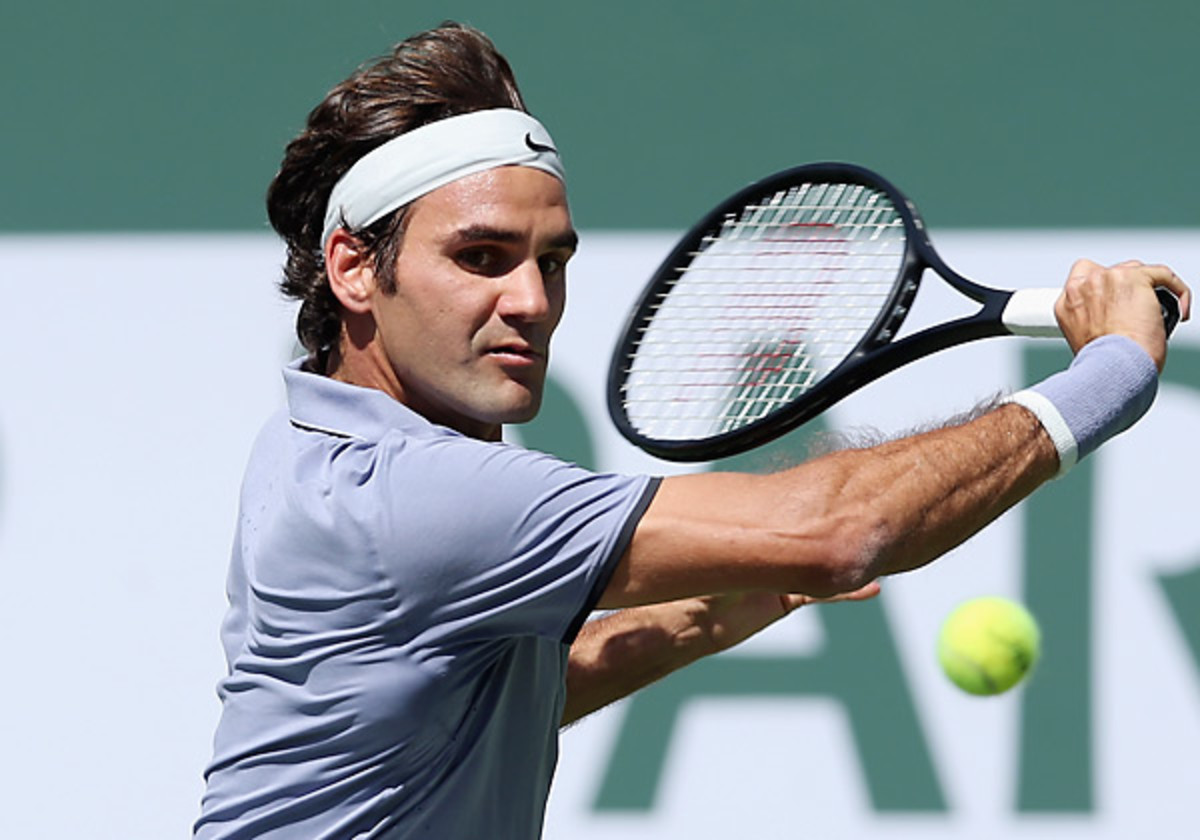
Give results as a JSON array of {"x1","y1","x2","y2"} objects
[{"x1": 283, "y1": 358, "x2": 450, "y2": 442}]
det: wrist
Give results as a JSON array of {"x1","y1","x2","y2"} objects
[{"x1": 1003, "y1": 334, "x2": 1159, "y2": 477}]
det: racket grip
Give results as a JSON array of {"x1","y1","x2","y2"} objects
[
  {"x1": 1002, "y1": 287, "x2": 1182, "y2": 338},
  {"x1": 1002, "y1": 288, "x2": 1061, "y2": 337}
]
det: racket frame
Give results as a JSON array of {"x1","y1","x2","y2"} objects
[{"x1": 606, "y1": 162, "x2": 1017, "y2": 462}]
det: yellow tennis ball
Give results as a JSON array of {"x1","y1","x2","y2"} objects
[{"x1": 937, "y1": 597, "x2": 1041, "y2": 696}]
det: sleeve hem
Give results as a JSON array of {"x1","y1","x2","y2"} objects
[{"x1": 562, "y1": 476, "x2": 663, "y2": 643}]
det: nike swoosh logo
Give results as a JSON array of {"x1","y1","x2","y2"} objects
[{"x1": 525, "y1": 132, "x2": 557, "y2": 155}]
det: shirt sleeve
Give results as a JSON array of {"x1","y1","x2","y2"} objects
[{"x1": 369, "y1": 433, "x2": 659, "y2": 644}]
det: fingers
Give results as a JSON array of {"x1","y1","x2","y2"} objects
[
  {"x1": 1117, "y1": 261, "x2": 1191, "y2": 312},
  {"x1": 1152, "y1": 266, "x2": 1192, "y2": 320},
  {"x1": 784, "y1": 580, "x2": 882, "y2": 611},
  {"x1": 841, "y1": 580, "x2": 882, "y2": 601},
  {"x1": 1057, "y1": 259, "x2": 1191, "y2": 370},
  {"x1": 1068, "y1": 259, "x2": 1191, "y2": 319}
]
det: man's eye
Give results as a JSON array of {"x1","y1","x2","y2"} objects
[
  {"x1": 456, "y1": 248, "x2": 500, "y2": 273},
  {"x1": 539, "y1": 253, "x2": 571, "y2": 277}
]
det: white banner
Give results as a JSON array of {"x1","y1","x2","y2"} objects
[{"x1": 1, "y1": 231, "x2": 1197, "y2": 838}]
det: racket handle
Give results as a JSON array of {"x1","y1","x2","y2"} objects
[
  {"x1": 1003, "y1": 287, "x2": 1182, "y2": 339},
  {"x1": 1002, "y1": 288, "x2": 1061, "y2": 337}
]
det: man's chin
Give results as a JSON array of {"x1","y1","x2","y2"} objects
[
  {"x1": 498, "y1": 395, "x2": 542, "y2": 426},
  {"x1": 475, "y1": 383, "x2": 543, "y2": 427}
]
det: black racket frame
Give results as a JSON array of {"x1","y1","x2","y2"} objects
[{"x1": 607, "y1": 162, "x2": 1092, "y2": 462}]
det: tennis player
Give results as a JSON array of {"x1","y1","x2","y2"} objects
[{"x1": 195, "y1": 22, "x2": 1189, "y2": 839}]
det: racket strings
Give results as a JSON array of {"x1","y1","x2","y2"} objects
[{"x1": 621, "y1": 181, "x2": 907, "y2": 441}]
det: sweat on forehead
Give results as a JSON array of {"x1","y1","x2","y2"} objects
[{"x1": 321, "y1": 109, "x2": 566, "y2": 247}]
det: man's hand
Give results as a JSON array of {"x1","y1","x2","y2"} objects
[
  {"x1": 1056, "y1": 259, "x2": 1192, "y2": 372},
  {"x1": 695, "y1": 582, "x2": 882, "y2": 654},
  {"x1": 563, "y1": 582, "x2": 880, "y2": 725}
]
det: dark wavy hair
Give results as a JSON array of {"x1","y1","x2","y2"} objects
[{"x1": 266, "y1": 22, "x2": 528, "y2": 368}]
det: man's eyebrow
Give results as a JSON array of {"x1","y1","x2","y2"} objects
[
  {"x1": 549, "y1": 229, "x2": 580, "y2": 252},
  {"x1": 446, "y1": 225, "x2": 579, "y2": 251},
  {"x1": 448, "y1": 225, "x2": 522, "y2": 245}
]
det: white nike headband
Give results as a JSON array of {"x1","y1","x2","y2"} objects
[{"x1": 320, "y1": 108, "x2": 565, "y2": 246}]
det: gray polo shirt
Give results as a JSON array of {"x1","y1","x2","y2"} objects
[{"x1": 196, "y1": 363, "x2": 659, "y2": 839}]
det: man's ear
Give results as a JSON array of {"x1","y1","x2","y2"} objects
[{"x1": 325, "y1": 229, "x2": 376, "y2": 314}]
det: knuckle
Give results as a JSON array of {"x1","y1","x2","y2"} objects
[{"x1": 1062, "y1": 273, "x2": 1090, "y2": 297}]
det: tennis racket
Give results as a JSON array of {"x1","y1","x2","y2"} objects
[{"x1": 606, "y1": 162, "x2": 1181, "y2": 462}]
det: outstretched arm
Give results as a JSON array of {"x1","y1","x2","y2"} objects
[
  {"x1": 574, "y1": 260, "x2": 1187, "y2": 720},
  {"x1": 563, "y1": 583, "x2": 880, "y2": 726},
  {"x1": 603, "y1": 402, "x2": 1055, "y2": 608},
  {"x1": 600, "y1": 260, "x2": 1190, "y2": 609}
]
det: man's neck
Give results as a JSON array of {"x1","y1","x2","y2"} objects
[{"x1": 325, "y1": 327, "x2": 502, "y2": 442}]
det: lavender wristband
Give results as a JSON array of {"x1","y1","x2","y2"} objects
[{"x1": 1004, "y1": 334, "x2": 1159, "y2": 477}]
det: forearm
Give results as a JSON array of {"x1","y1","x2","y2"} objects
[
  {"x1": 563, "y1": 584, "x2": 880, "y2": 725},
  {"x1": 815, "y1": 402, "x2": 1056, "y2": 580},
  {"x1": 607, "y1": 402, "x2": 1058, "y2": 607},
  {"x1": 562, "y1": 599, "x2": 718, "y2": 726}
]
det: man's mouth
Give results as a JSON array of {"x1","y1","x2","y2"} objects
[{"x1": 485, "y1": 342, "x2": 544, "y2": 363}]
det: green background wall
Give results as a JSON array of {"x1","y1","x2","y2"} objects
[{"x1": 4, "y1": 0, "x2": 1197, "y2": 234}]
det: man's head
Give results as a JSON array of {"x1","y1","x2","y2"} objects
[{"x1": 268, "y1": 23, "x2": 576, "y2": 439}]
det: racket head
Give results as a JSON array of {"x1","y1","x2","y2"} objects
[{"x1": 607, "y1": 162, "x2": 926, "y2": 461}]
